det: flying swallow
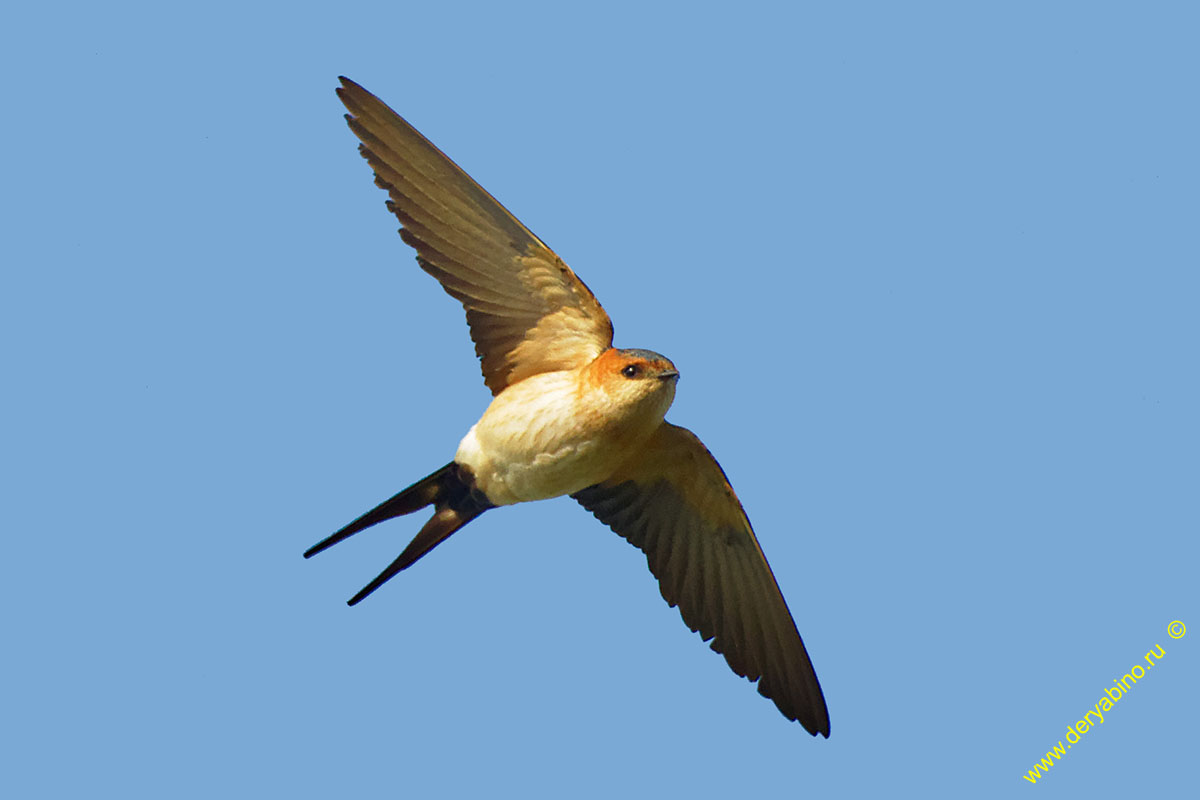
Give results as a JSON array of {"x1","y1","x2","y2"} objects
[{"x1": 306, "y1": 77, "x2": 830, "y2": 736}]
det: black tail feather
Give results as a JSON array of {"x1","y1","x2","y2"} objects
[
  {"x1": 304, "y1": 463, "x2": 453, "y2": 559},
  {"x1": 346, "y1": 505, "x2": 485, "y2": 605},
  {"x1": 305, "y1": 462, "x2": 494, "y2": 604}
]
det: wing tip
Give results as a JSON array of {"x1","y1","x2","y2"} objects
[{"x1": 337, "y1": 75, "x2": 364, "y2": 93}]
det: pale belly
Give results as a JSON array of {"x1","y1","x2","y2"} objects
[{"x1": 454, "y1": 371, "x2": 659, "y2": 506}]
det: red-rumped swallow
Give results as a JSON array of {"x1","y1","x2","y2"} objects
[{"x1": 306, "y1": 77, "x2": 830, "y2": 736}]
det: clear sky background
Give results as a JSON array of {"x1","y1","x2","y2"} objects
[{"x1": 3, "y1": 2, "x2": 1196, "y2": 797}]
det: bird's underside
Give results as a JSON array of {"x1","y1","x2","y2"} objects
[{"x1": 305, "y1": 77, "x2": 831, "y2": 737}]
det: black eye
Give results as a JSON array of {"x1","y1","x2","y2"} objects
[{"x1": 621, "y1": 364, "x2": 640, "y2": 379}]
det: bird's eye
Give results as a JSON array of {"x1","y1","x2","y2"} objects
[{"x1": 621, "y1": 364, "x2": 641, "y2": 379}]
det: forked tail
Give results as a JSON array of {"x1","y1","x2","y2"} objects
[{"x1": 304, "y1": 462, "x2": 494, "y2": 605}]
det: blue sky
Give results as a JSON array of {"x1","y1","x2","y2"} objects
[{"x1": 3, "y1": 2, "x2": 1196, "y2": 797}]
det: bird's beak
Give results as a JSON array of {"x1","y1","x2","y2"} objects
[{"x1": 658, "y1": 370, "x2": 679, "y2": 381}]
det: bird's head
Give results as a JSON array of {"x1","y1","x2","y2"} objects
[{"x1": 586, "y1": 347, "x2": 679, "y2": 423}]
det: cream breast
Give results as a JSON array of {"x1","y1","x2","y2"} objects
[{"x1": 455, "y1": 367, "x2": 673, "y2": 506}]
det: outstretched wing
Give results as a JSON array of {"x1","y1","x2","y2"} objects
[
  {"x1": 573, "y1": 423, "x2": 830, "y2": 736},
  {"x1": 337, "y1": 77, "x2": 614, "y2": 395}
]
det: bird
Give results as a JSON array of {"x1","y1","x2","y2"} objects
[{"x1": 305, "y1": 77, "x2": 830, "y2": 737}]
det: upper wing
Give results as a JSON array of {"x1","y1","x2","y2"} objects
[
  {"x1": 336, "y1": 77, "x2": 614, "y2": 395},
  {"x1": 572, "y1": 423, "x2": 830, "y2": 736}
]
